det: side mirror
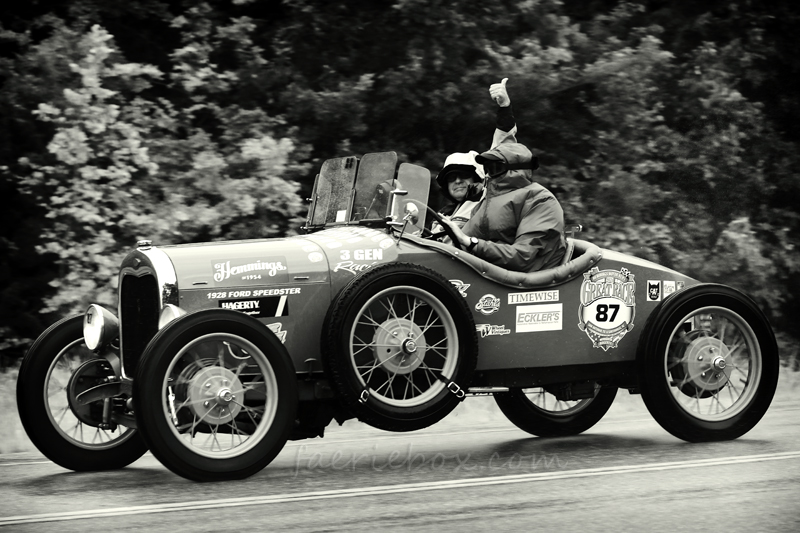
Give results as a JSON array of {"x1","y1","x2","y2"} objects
[{"x1": 403, "y1": 202, "x2": 420, "y2": 225}]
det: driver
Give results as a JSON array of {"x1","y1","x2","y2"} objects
[{"x1": 440, "y1": 142, "x2": 567, "y2": 272}]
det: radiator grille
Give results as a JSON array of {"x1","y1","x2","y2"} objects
[{"x1": 120, "y1": 273, "x2": 160, "y2": 376}]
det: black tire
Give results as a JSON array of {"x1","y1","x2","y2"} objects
[
  {"x1": 637, "y1": 284, "x2": 778, "y2": 442},
  {"x1": 16, "y1": 315, "x2": 147, "y2": 471},
  {"x1": 494, "y1": 386, "x2": 617, "y2": 437},
  {"x1": 324, "y1": 263, "x2": 478, "y2": 431},
  {"x1": 133, "y1": 310, "x2": 298, "y2": 481}
]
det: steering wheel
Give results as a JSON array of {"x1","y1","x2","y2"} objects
[{"x1": 423, "y1": 205, "x2": 463, "y2": 251}]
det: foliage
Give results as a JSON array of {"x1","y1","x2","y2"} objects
[
  {"x1": 0, "y1": 1, "x2": 798, "y2": 366},
  {"x1": 15, "y1": 22, "x2": 303, "y2": 317}
]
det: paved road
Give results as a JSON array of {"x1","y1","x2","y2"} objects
[{"x1": 2, "y1": 395, "x2": 799, "y2": 532}]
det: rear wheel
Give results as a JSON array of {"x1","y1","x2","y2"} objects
[
  {"x1": 494, "y1": 386, "x2": 617, "y2": 437},
  {"x1": 638, "y1": 285, "x2": 778, "y2": 442},
  {"x1": 16, "y1": 316, "x2": 146, "y2": 471},
  {"x1": 134, "y1": 310, "x2": 297, "y2": 481}
]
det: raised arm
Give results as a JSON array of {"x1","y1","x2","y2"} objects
[{"x1": 490, "y1": 78, "x2": 517, "y2": 148}]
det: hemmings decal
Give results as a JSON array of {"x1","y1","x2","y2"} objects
[
  {"x1": 450, "y1": 280, "x2": 470, "y2": 298},
  {"x1": 219, "y1": 295, "x2": 288, "y2": 317},
  {"x1": 476, "y1": 324, "x2": 511, "y2": 337},
  {"x1": 475, "y1": 294, "x2": 501, "y2": 315},
  {"x1": 516, "y1": 304, "x2": 563, "y2": 333},
  {"x1": 578, "y1": 267, "x2": 636, "y2": 351},
  {"x1": 508, "y1": 290, "x2": 559, "y2": 305},
  {"x1": 647, "y1": 280, "x2": 661, "y2": 302},
  {"x1": 213, "y1": 258, "x2": 287, "y2": 283},
  {"x1": 266, "y1": 322, "x2": 287, "y2": 344}
]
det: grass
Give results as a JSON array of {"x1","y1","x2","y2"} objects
[{"x1": 3, "y1": 363, "x2": 800, "y2": 456}]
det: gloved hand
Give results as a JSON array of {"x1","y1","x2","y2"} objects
[{"x1": 489, "y1": 78, "x2": 510, "y2": 107}]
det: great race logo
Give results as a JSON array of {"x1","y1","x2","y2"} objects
[{"x1": 578, "y1": 267, "x2": 636, "y2": 351}]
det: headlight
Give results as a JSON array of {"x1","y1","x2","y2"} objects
[
  {"x1": 158, "y1": 304, "x2": 187, "y2": 330},
  {"x1": 83, "y1": 304, "x2": 119, "y2": 350}
]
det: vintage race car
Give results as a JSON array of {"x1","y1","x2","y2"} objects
[{"x1": 17, "y1": 152, "x2": 779, "y2": 481}]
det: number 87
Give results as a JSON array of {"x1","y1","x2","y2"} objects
[{"x1": 596, "y1": 304, "x2": 620, "y2": 322}]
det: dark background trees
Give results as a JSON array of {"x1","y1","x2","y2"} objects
[{"x1": 1, "y1": 0, "x2": 798, "y2": 366}]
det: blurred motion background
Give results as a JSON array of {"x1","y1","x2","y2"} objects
[{"x1": 0, "y1": 0, "x2": 798, "y2": 373}]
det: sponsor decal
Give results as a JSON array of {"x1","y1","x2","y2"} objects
[
  {"x1": 335, "y1": 209, "x2": 347, "y2": 223},
  {"x1": 339, "y1": 249, "x2": 383, "y2": 261},
  {"x1": 508, "y1": 290, "x2": 559, "y2": 305},
  {"x1": 578, "y1": 267, "x2": 636, "y2": 351},
  {"x1": 308, "y1": 252, "x2": 324, "y2": 263},
  {"x1": 219, "y1": 295, "x2": 289, "y2": 318},
  {"x1": 379, "y1": 238, "x2": 395, "y2": 250},
  {"x1": 676, "y1": 281, "x2": 685, "y2": 291},
  {"x1": 663, "y1": 280, "x2": 677, "y2": 297},
  {"x1": 450, "y1": 280, "x2": 470, "y2": 298},
  {"x1": 476, "y1": 324, "x2": 511, "y2": 337},
  {"x1": 475, "y1": 294, "x2": 501, "y2": 315},
  {"x1": 302, "y1": 244, "x2": 320, "y2": 253},
  {"x1": 333, "y1": 261, "x2": 376, "y2": 276},
  {"x1": 516, "y1": 304, "x2": 563, "y2": 333},
  {"x1": 266, "y1": 322, "x2": 287, "y2": 344},
  {"x1": 647, "y1": 280, "x2": 661, "y2": 302},
  {"x1": 213, "y1": 258, "x2": 288, "y2": 284},
  {"x1": 207, "y1": 287, "x2": 300, "y2": 299}
]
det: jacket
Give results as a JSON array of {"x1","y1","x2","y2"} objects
[{"x1": 461, "y1": 143, "x2": 566, "y2": 272}]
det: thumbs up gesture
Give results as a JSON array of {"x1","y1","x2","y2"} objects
[{"x1": 489, "y1": 78, "x2": 510, "y2": 107}]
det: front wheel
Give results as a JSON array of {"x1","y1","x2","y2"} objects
[
  {"x1": 324, "y1": 263, "x2": 477, "y2": 431},
  {"x1": 494, "y1": 386, "x2": 617, "y2": 437},
  {"x1": 16, "y1": 315, "x2": 147, "y2": 471},
  {"x1": 637, "y1": 284, "x2": 778, "y2": 442},
  {"x1": 133, "y1": 310, "x2": 298, "y2": 481}
]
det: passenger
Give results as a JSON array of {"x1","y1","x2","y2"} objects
[
  {"x1": 431, "y1": 78, "x2": 517, "y2": 238},
  {"x1": 438, "y1": 142, "x2": 567, "y2": 273}
]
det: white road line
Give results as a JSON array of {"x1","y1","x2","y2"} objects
[{"x1": 2, "y1": 450, "x2": 800, "y2": 526}]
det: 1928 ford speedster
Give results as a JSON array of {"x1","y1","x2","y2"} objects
[{"x1": 17, "y1": 152, "x2": 779, "y2": 481}]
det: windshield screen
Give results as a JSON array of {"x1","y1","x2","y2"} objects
[
  {"x1": 351, "y1": 152, "x2": 398, "y2": 222},
  {"x1": 307, "y1": 152, "x2": 430, "y2": 232}
]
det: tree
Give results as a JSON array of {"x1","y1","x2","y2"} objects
[{"x1": 17, "y1": 23, "x2": 304, "y2": 317}]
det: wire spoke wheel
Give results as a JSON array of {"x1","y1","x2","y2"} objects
[
  {"x1": 134, "y1": 310, "x2": 297, "y2": 481},
  {"x1": 638, "y1": 285, "x2": 778, "y2": 442},
  {"x1": 16, "y1": 316, "x2": 147, "y2": 471},
  {"x1": 665, "y1": 307, "x2": 761, "y2": 422},
  {"x1": 162, "y1": 333, "x2": 279, "y2": 459},
  {"x1": 521, "y1": 388, "x2": 596, "y2": 417},
  {"x1": 325, "y1": 263, "x2": 477, "y2": 432},
  {"x1": 350, "y1": 286, "x2": 458, "y2": 407},
  {"x1": 495, "y1": 385, "x2": 617, "y2": 437},
  {"x1": 44, "y1": 339, "x2": 139, "y2": 449}
]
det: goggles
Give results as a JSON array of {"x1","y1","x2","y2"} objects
[{"x1": 480, "y1": 157, "x2": 540, "y2": 178}]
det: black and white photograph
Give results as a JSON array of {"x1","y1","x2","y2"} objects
[{"x1": 1, "y1": 1, "x2": 798, "y2": 531}]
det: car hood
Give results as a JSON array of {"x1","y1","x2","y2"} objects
[{"x1": 148, "y1": 236, "x2": 331, "y2": 290}]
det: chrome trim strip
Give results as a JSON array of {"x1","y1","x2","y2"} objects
[{"x1": 139, "y1": 246, "x2": 179, "y2": 307}]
